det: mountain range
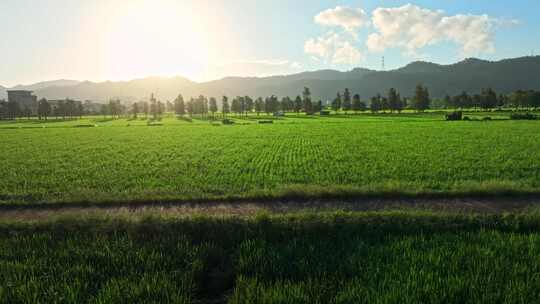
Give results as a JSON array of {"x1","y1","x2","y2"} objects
[{"x1": 2, "y1": 56, "x2": 540, "y2": 102}]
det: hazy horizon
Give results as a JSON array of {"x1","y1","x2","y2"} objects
[
  {"x1": 4, "y1": 55, "x2": 537, "y2": 89},
  {"x1": 1, "y1": 0, "x2": 539, "y2": 87}
]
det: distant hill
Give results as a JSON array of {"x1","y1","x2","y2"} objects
[
  {"x1": 11, "y1": 79, "x2": 81, "y2": 91},
  {"x1": 34, "y1": 77, "x2": 195, "y2": 102},
  {"x1": 3, "y1": 56, "x2": 540, "y2": 102}
]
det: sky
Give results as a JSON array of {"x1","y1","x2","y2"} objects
[{"x1": 0, "y1": 0, "x2": 538, "y2": 87}]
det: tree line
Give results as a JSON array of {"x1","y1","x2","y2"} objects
[
  {"x1": 441, "y1": 89, "x2": 540, "y2": 110},
  {"x1": 156, "y1": 85, "x2": 431, "y2": 118},
  {"x1": 2, "y1": 85, "x2": 539, "y2": 121}
]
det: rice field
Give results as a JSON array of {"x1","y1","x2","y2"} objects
[
  {"x1": 2, "y1": 211, "x2": 540, "y2": 303},
  {"x1": 1, "y1": 113, "x2": 540, "y2": 205}
]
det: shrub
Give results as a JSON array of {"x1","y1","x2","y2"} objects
[
  {"x1": 463, "y1": 116, "x2": 471, "y2": 121},
  {"x1": 482, "y1": 117, "x2": 492, "y2": 121},
  {"x1": 320, "y1": 111, "x2": 331, "y2": 116},
  {"x1": 258, "y1": 120, "x2": 274, "y2": 124},
  {"x1": 445, "y1": 111, "x2": 463, "y2": 121},
  {"x1": 222, "y1": 119, "x2": 235, "y2": 125},
  {"x1": 510, "y1": 113, "x2": 537, "y2": 120}
]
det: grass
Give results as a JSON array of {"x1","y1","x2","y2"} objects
[
  {"x1": 2, "y1": 211, "x2": 540, "y2": 303},
  {"x1": 1, "y1": 112, "x2": 540, "y2": 205}
]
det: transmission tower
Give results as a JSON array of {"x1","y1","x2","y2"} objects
[{"x1": 381, "y1": 56, "x2": 385, "y2": 71}]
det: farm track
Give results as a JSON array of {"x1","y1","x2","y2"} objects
[{"x1": 1, "y1": 196, "x2": 540, "y2": 221}]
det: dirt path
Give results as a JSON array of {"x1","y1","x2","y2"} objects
[{"x1": 1, "y1": 197, "x2": 540, "y2": 221}]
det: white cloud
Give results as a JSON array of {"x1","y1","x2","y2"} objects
[
  {"x1": 333, "y1": 42, "x2": 364, "y2": 65},
  {"x1": 314, "y1": 6, "x2": 369, "y2": 33},
  {"x1": 304, "y1": 32, "x2": 364, "y2": 65},
  {"x1": 367, "y1": 4, "x2": 498, "y2": 56}
]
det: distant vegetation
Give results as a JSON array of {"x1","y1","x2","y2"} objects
[{"x1": 2, "y1": 84, "x2": 540, "y2": 121}]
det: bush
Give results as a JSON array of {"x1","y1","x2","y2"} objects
[
  {"x1": 222, "y1": 119, "x2": 235, "y2": 125},
  {"x1": 445, "y1": 111, "x2": 463, "y2": 121},
  {"x1": 258, "y1": 120, "x2": 274, "y2": 124},
  {"x1": 510, "y1": 113, "x2": 537, "y2": 120},
  {"x1": 482, "y1": 117, "x2": 492, "y2": 121},
  {"x1": 320, "y1": 111, "x2": 331, "y2": 116},
  {"x1": 463, "y1": 116, "x2": 471, "y2": 121}
]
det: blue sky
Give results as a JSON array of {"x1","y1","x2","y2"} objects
[{"x1": 0, "y1": 0, "x2": 538, "y2": 86}]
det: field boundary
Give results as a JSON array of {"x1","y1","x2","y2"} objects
[
  {"x1": 1, "y1": 195, "x2": 540, "y2": 221},
  {"x1": 2, "y1": 190, "x2": 540, "y2": 209}
]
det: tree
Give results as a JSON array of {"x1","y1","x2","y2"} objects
[
  {"x1": 331, "y1": 92, "x2": 341, "y2": 113},
  {"x1": 388, "y1": 88, "x2": 400, "y2": 113},
  {"x1": 77, "y1": 101, "x2": 84, "y2": 118},
  {"x1": 109, "y1": 99, "x2": 122, "y2": 119},
  {"x1": 282, "y1": 97, "x2": 294, "y2": 113},
  {"x1": 342, "y1": 88, "x2": 352, "y2": 113},
  {"x1": 209, "y1": 97, "x2": 218, "y2": 117},
  {"x1": 412, "y1": 84, "x2": 430, "y2": 112},
  {"x1": 480, "y1": 88, "x2": 497, "y2": 110},
  {"x1": 293, "y1": 96, "x2": 302, "y2": 114},
  {"x1": 201, "y1": 96, "x2": 208, "y2": 117},
  {"x1": 149, "y1": 94, "x2": 158, "y2": 119},
  {"x1": 370, "y1": 95, "x2": 382, "y2": 113},
  {"x1": 222, "y1": 96, "x2": 230, "y2": 117},
  {"x1": 37, "y1": 98, "x2": 51, "y2": 120},
  {"x1": 454, "y1": 91, "x2": 471, "y2": 109},
  {"x1": 352, "y1": 94, "x2": 366, "y2": 113},
  {"x1": 186, "y1": 98, "x2": 194, "y2": 116},
  {"x1": 396, "y1": 93, "x2": 404, "y2": 113},
  {"x1": 238, "y1": 96, "x2": 245, "y2": 117},
  {"x1": 174, "y1": 94, "x2": 185, "y2": 116},
  {"x1": 245, "y1": 96, "x2": 254, "y2": 115},
  {"x1": 302, "y1": 87, "x2": 313, "y2": 114},
  {"x1": 381, "y1": 97, "x2": 389, "y2": 112},
  {"x1": 140, "y1": 101, "x2": 149, "y2": 118},
  {"x1": 231, "y1": 98, "x2": 240, "y2": 116},
  {"x1": 510, "y1": 90, "x2": 526, "y2": 109},
  {"x1": 132, "y1": 102, "x2": 139, "y2": 119},
  {"x1": 265, "y1": 95, "x2": 279, "y2": 114},
  {"x1": 255, "y1": 97, "x2": 264, "y2": 115}
]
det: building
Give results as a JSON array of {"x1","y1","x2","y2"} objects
[{"x1": 7, "y1": 90, "x2": 38, "y2": 114}]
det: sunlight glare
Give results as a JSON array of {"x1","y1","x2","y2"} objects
[{"x1": 102, "y1": 0, "x2": 213, "y2": 81}]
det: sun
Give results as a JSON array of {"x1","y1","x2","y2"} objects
[{"x1": 100, "y1": 0, "x2": 215, "y2": 81}]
